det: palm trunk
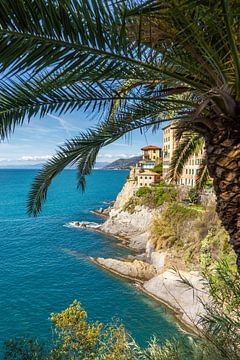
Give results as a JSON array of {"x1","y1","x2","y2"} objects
[{"x1": 204, "y1": 126, "x2": 240, "y2": 268}]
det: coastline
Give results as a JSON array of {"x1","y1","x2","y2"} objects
[
  {"x1": 69, "y1": 214, "x2": 207, "y2": 334},
  {"x1": 91, "y1": 254, "x2": 199, "y2": 336},
  {"x1": 68, "y1": 178, "x2": 210, "y2": 334}
]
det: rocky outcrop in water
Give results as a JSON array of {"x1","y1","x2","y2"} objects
[{"x1": 96, "y1": 257, "x2": 156, "y2": 281}]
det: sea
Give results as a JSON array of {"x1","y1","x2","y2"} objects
[{"x1": 0, "y1": 169, "x2": 182, "y2": 353}]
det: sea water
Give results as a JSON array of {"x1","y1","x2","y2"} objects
[{"x1": 0, "y1": 169, "x2": 181, "y2": 352}]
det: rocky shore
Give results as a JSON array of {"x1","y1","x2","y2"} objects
[{"x1": 68, "y1": 179, "x2": 210, "y2": 330}]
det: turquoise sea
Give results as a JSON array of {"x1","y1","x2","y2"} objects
[{"x1": 0, "y1": 169, "x2": 181, "y2": 352}]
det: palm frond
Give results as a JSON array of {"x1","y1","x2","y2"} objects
[
  {"x1": 196, "y1": 158, "x2": 210, "y2": 190},
  {"x1": 169, "y1": 131, "x2": 204, "y2": 181},
  {"x1": 0, "y1": 73, "x2": 193, "y2": 140},
  {"x1": 28, "y1": 114, "x2": 168, "y2": 216}
]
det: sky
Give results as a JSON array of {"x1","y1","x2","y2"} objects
[{"x1": 0, "y1": 109, "x2": 164, "y2": 167}]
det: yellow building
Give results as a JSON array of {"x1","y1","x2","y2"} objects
[
  {"x1": 141, "y1": 145, "x2": 162, "y2": 161},
  {"x1": 162, "y1": 123, "x2": 205, "y2": 187}
]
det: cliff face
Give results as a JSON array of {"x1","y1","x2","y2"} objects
[
  {"x1": 94, "y1": 178, "x2": 232, "y2": 328},
  {"x1": 100, "y1": 180, "x2": 161, "y2": 250}
]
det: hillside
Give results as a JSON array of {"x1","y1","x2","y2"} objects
[{"x1": 104, "y1": 156, "x2": 141, "y2": 170}]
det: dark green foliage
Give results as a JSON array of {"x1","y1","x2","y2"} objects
[
  {"x1": 188, "y1": 187, "x2": 199, "y2": 204},
  {"x1": 0, "y1": 0, "x2": 238, "y2": 215}
]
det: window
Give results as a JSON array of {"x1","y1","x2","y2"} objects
[
  {"x1": 185, "y1": 179, "x2": 187, "y2": 185},
  {"x1": 145, "y1": 176, "x2": 147, "y2": 179},
  {"x1": 191, "y1": 179, "x2": 194, "y2": 186},
  {"x1": 140, "y1": 183, "x2": 142, "y2": 186},
  {"x1": 186, "y1": 169, "x2": 188, "y2": 174},
  {"x1": 192, "y1": 169, "x2": 194, "y2": 175}
]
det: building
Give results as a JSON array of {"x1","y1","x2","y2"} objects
[
  {"x1": 141, "y1": 145, "x2": 162, "y2": 161},
  {"x1": 140, "y1": 145, "x2": 162, "y2": 170},
  {"x1": 128, "y1": 144, "x2": 162, "y2": 188},
  {"x1": 162, "y1": 123, "x2": 205, "y2": 187},
  {"x1": 162, "y1": 124, "x2": 177, "y2": 177},
  {"x1": 137, "y1": 170, "x2": 161, "y2": 187}
]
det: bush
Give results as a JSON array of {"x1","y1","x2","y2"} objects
[
  {"x1": 134, "y1": 186, "x2": 178, "y2": 209},
  {"x1": 152, "y1": 162, "x2": 163, "y2": 175},
  {"x1": 136, "y1": 186, "x2": 152, "y2": 197}
]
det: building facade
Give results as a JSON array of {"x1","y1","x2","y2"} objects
[
  {"x1": 128, "y1": 145, "x2": 162, "y2": 188},
  {"x1": 162, "y1": 123, "x2": 204, "y2": 187},
  {"x1": 139, "y1": 145, "x2": 162, "y2": 170},
  {"x1": 137, "y1": 170, "x2": 161, "y2": 187},
  {"x1": 162, "y1": 124, "x2": 177, "y2": 177}
]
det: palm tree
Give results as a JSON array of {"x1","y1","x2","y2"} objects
[
  {"x1": 0, "y1": 1, "x2": 239, "y2": 267},
  {"x1": 169, "y1": 130, "x2": 210, "y2": 189}
]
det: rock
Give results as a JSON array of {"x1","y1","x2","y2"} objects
[
  {"x1": 114, "y1": 180, "x2": 138, "y2": 209},
  {"x1": 143, "y1": 270, "x2": 209, "y2": 326},
  {"x1": 96, "y1": 257, "x2": 156, "y2": 281},
  {"x1": 67, "y1": 221, "x2": 100, "y2": 229},
  {"x1": 100, "y1": 206, "x2": 159, "y2": 250},
  {"x1": 150, "y1": 252, "x2": 166, "y2": 271}
]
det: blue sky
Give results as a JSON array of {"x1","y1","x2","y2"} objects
[{"x1": 0, "y1": 110, "x2": 164, "y2": 166}]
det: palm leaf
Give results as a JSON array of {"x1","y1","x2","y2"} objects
[
  {"x1": 196, "y1": 158, "x2": 210, "y2": 190},
  {"x1": 169, "y1": 131, "x2": 204, "y2": 181},
  {"x1": 28, "y1": 113, "x2": 169, "y2": 216}
]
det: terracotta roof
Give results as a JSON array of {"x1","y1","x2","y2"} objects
[{"x1": 141, "y1": 145, "x2": 161, "y2": 150}]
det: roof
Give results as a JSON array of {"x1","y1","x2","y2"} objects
[
  {"x1": 141, "y1": 145, "x2": 161, "y2": 150},
  {"x1": 137, "y1": 170, "x2": 160, "y2": 176}
]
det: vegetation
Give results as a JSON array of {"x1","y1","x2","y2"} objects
[
  {"x1": 152, "y1": 162, "x2": 163, "y2": 175},
  {"x1": 150, "y1": 203, "x2": 234, "y2": 270},
  {"x1": 188, "y1": 187, "x2": 199, "y2": 204},
  {"x1": 4, "y1": 262, "x2": 240, "y2": 360},
  {"x1": 0, "y1": 0, "x2": 239, "y2": 265},
  {"x1": 124, "y1": 184, "x2": 178, "y2": 212}
]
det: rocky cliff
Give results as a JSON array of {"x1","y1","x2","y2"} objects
[{"x1": 94, "y1": 179, "x2": 232, "y2": 326}]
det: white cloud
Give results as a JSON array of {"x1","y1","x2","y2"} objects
[
  {"x1": 97, "y1": 153, "x2": 138, "y2": 160},
  {"x1": 20, "y1": 155, "x2": 53, "y2": 162}
]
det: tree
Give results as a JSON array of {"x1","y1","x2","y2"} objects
[{"x1": 0, "y1": 1, "x2": 239, "y2": 266}]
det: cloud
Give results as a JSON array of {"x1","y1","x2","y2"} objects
[
  {"x1": 97, "y1": 153, "x2": 138, "y2": 160},
  {"x1": 20, "y1": 155, "x2": 53, "y2": 162}
]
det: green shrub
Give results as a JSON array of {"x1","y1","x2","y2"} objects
[
  {"x1": 135, "y1": 186, "x2": 178, "y2": 209},
  {"x1": 136, "y1": 186, "x2": 152, "y2": 197},
  {"x1": 152, "y1": 162, "x2": 163, "y2": 175}
]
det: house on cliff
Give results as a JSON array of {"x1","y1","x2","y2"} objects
[{"x1": 129, "y1": 145, "x2": 162, "y2": 188}]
